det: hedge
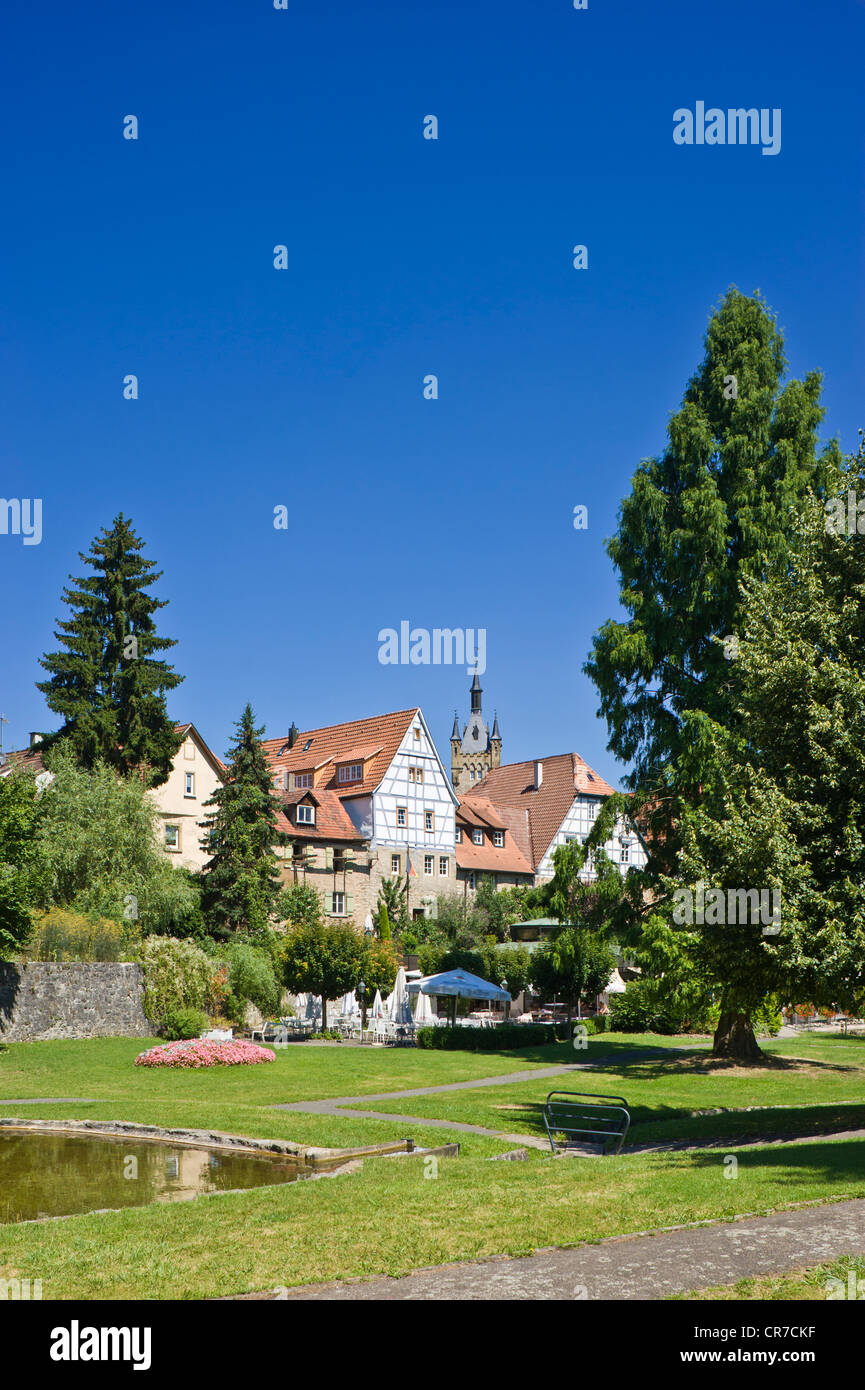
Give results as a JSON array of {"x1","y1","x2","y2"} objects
[{"x1": 415, "y1": 1023, "x2": 557, "y2": 1051}]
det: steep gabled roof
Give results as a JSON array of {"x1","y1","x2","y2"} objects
[
  {"x1": 473, "y1": 752, "x2": 617, "y2": 871},
  {"x1": 262, "y1": 708, "x2": 419, "y2": 799}
]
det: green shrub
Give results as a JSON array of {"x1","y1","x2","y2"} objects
[
  {"x1": 608, "y1": 979, "x2": 717, "y2": 1035},
  {"x1": 753, "y1": 996, "x2": 783, "y2": 1036},
  {"x1": 140, "y1": 936, "x2": 216, "y2": 1026},
  {"x1": 160, "y1": 1006, "x2": 208, "y2": 1040},
  {"x1": 225, "y1": 940, "x2": 280, "y2": 1017},
  {"x1": 26, "y1": 908, "x2": 138, "y2": 963},
  {"x1": 415, "y1": 1023, "x2": 557, "y2": 1051}
]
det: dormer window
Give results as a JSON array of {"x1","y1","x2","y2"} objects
[
  {"x1": 493, "y1": 830, "x2": 505, "y2": 848},
  {"x1": 294, "y1": 772, "x2": 312, "y2": 789},
  {"x1": 338, "y1": 763, "x2": 362, "y2": 784},
  {"x1": 297, "y1": 804, "x2": 315, "y2": 825},
  {"x1": 472, "y1": 828, "x2": 484, "y2": 845}
]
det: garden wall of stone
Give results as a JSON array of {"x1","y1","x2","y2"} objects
[{"x1": 0, "y1": 962, "x2": 151, "y2": 1042}]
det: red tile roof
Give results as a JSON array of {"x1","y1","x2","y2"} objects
[
  {"x1": 456, "y1": 795, "x2": 534, "y2": 876},
  {"x1": 276, "y1": 788, "x2": 364, "y2": 842},
  {"x1": 473, "y1": 753, "x2": 616, "y2": 871},
  {"x1": 262, "y1": 709, "x2": 420, "y2": 800}
]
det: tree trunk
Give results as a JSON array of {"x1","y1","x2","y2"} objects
[
  {"x1": 712, "y1": 1009, "x2": 762, "y2": 1061},
  {"x1": 321, "y1": 997, "x2": 327, "y2": 1031}
]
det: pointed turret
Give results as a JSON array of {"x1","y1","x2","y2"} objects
[{"x1": 470, "y1": 670, "x2": 483, "y2": 715}]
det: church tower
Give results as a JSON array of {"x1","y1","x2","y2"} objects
[{"x1": 450, "y1": 672, "x2": 502, "y2": 793}]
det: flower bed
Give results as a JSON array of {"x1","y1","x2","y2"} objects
[{"x1": 135, "y1": 1039, "x2": 276, "y2": 1069}]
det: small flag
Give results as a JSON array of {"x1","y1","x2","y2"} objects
[{"x1": 407, "y1": 853, "x2": 417, "y2": 879}]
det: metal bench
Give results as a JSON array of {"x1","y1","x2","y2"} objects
[{"x1": 542, "y1": 1090, "x2": 630, "y2": 1156}]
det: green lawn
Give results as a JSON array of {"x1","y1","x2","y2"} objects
[
  {"x1": 1, "y1": 1032, "x2": 863, "y2": 1299},
  {"x1": 672, "y1": 1254, "x2": 865, "y2": 1301}
]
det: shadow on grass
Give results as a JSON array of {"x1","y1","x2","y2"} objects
[
  {"x1": 628, "y1": 1103, "x2": 865, "y2": 1148},
  {"x1": 682, "y1": 1136, "x2": 865, "y2": 1183}
]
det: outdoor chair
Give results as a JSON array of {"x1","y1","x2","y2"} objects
[{"x1": 542, "y1": 1091, "x2": 630, "y2": 1156}]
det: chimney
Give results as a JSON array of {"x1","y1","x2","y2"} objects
[
  {"x1": 533, "y1": 760, "x2": 543, "y2": 790},
  {"x1": 288, "y1": 722, "x2": 298, "y2": 749},
  {"x1": 29, "y1": 732, "x2": 43, "y2": 749}
]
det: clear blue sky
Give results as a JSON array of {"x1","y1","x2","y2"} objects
[{"x1": 2, "y1": 0, "x2": 863, "y2": 784}]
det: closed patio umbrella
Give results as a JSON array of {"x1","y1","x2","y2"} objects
[
  {"x1": 371, "y1": 989, "x2": 385, "y2": 1018},
  {"x1": 390, "y1": 967, "x2": 413, "y2": 1024},
  {"x1": 413, "y1": 989, "x2": 434, "y2": 1024}
]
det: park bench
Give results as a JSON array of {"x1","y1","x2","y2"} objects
[{"x1": 542, "y1": 1090, "x2": 630, "y2": 1156}]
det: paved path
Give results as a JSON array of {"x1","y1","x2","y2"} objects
[
  {"x1": 272, "y1": 1198, "x2": 865, "y2": 1300},
  {"x1": 0, "y1": 1098, "x2": 96, "y2": 1105}
]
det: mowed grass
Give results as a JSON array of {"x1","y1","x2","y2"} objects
[
  {"x1": 1, "y1": 1140, "x2": 864, "y2": 1300},
  {"x1": 342, "y1": 1037, "x2": 865, "y2": 1148},
  {"x1": 1, "y1": 1032, "x2": 864, "y2": 1299},
  {"x1": 672, "y1": 1254, "x2": 865, "y2": 1301}
]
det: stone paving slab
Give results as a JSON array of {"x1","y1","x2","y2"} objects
[{"x1": 272, "y1": 1198, "x2": 865, "y2": 1301}]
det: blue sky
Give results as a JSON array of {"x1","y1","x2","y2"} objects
[{"x1": 1, "y1": 0, "x2": 863, "y2": 784}]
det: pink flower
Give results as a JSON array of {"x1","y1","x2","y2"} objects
[{"x1": 134, "y1": 1039, "x2": 276, "y2": 1068}]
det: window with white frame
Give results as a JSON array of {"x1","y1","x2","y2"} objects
[
  {"x1": 424, "y1": 855, "x2": 434, "y2": 876},
  {"x1": 184, "y1": 772, "x2": 195, "y2": 798},
  {"x1": 164, "y1": 824, "x2": 180, "y2": 851},
  {"x1": 493, "y1": 830, "x2": 504, "y2": 848},
  {"x1": 455, "y1": 826, "x2": 462, "y2": 843},
  {"x1": 396, "y1": 807, "x2": 407, "y2": 827},
  {"x1": 338, "y1": 763, "x2": 362, "y2": 784},
  {"x1": 296, "y1": 804, "x2": 315, "y2": 825},
  {"x1": 472, "y1": 828, "x2": 483, "y2": 845},
  {"x1": 620, "y1": 842, "x2": 630, "y2": 863},
  {"x1": 439, "y1": 856, "x2": 448, "y2": 876},
  {"x1": 424, "y1": 810, "x2": 435, "y2": 832},
  {"x1": 391, "y1": 854, "x2": 401, "y2": 874},
  {"x1": 331, "y1": 892, "x2": 346, "y2": 916},
  {"x1": 409, "y1": 766, "x2": 424, "y2": 783}
]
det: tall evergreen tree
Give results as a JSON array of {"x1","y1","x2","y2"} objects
[
  {"x1": 673, "y1": 441, "x2": 865, "y2": 1055},
  {"x1": 199, "y1": 704, "x2": 287, "y2": 939},
  {"x1": 586, "y1": 288, "x2": 840, "y2": 854},
  {"x1": 37, "y1": 515, "x2": 182, "y2": 785}
]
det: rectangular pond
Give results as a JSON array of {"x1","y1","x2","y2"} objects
[{"x1": 0, "y1": 1128, "x2": 313, "y2": 1224}]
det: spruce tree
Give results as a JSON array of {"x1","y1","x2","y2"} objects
[
  {"x1": 37, "y1": 515, "x2": 182, "y2": 785},
  {"x1": 199, "y1": 704, "x2": 287, "y2": 938}
]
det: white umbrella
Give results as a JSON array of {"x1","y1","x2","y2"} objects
[
  {"x1": 363, "y1": 912, "x2": 375, "y2": 937},
  {"x1": 414, "y1": 990, "x2": 434, "y2": 1024},
  {"x1": 390, "y1": 967, "x2": 413, "y2": 1024},
  {"x1": 605, "y1": 968, "x2": 627, "y2": 995},
  {"x1": 371, "y1": 989, "x2": 385, "y2": 1018},
  {"x1": 340, "y1": 990, "x2": 359, "y2": 1017}
]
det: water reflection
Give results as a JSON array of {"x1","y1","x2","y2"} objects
[{"x1": 0, "y1": 1129, "x2": 307, "y2": 1224}]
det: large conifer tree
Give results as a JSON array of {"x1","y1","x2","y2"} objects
[
  {"x1": 586, "y1": 288, "x2": 840, "y2": 864},
  {"x1": 37, "y1": 515, "x2": 182, "y2": 785},
  {"x1": 199, "y1": 704, "x2": 287, "y2": 938}
]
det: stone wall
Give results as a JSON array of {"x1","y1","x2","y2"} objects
[{"x1": 0, "y1": 962, "x2": 151, "y2": 1042}]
